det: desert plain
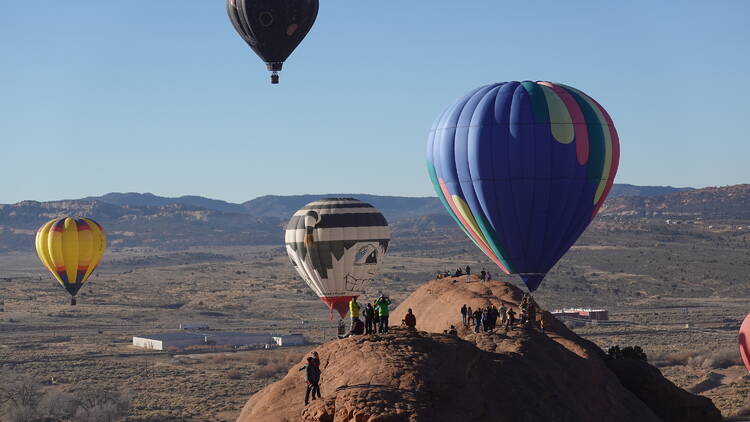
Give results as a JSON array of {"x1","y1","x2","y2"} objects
[{"x1": 1, "y1": 217, "x2": 749, "y2": 421}]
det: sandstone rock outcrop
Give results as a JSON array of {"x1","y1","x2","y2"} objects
[{"x1": 238, "y1": 278, "x2": 721, "y2": 422}]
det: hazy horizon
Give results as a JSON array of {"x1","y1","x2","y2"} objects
[{"x1": 1, "y1": 181, "x2": 720, "y2": 205}]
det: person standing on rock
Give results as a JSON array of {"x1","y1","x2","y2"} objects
[
  {"x1": 489, "y1": 305, "x2": 498, "y2": 330},
  {"x1": 473, "y1": 308, "x2": 482, "y2": 333},
  {"x1": 480, "y1": 269, "x2": 486, "y2": 282},
  {"x1": 372, "y1": 301, "x2": 380, "y2": 331},
  {"x1": 506, "y1": 308, "x2": 516, "y2": 329},
  {"x1": 349, "y1": 297, "x2": 361, "y2": 333},
  {"x1": 311, "y1": 351, "x2": 320, "y2": 368},
  {"x1": 304, "y1": 357, "x2": 321, "y2": 405},
  {"x1": 364, "y1": 303, "x2": 375, "y2": 334},
  {"x1": 375, "y1": 295, "x2": 392, "y2": 333},
  {"x1": 460, "y1": 304, "x2": 468, "y2": 327},
  {"x1": 482, "y1": 307, "x2": 491, "y2": 332},
  {"x1": 465, "y1": 265, "x2": 471, "y2": 276},
  {"x1": 527, "y1": 297, "x2": 537, "y2": 329},
  {"x1": 467, "y1": 306, "x2": 474, "y2": 326},
  {"x1": 499, "y1": 304, "x2": 508, "y2": 326}
]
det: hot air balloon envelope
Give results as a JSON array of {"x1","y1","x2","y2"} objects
[
  {"x1": 427, "y1": 81, "x2": 619, "y2": 292},
  {"x1": 227, "y1": 0, "x2": 319, "y2": 84},
  {"x1": 35, "y1": 217, "x2": 107, "y2": 305},
  {"x1": 285, "y1": 198, "x2": 390, "y2": 318}
]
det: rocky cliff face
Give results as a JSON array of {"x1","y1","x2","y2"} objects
[
  {"x1": 600, "y1": 184, "x2": 750, "y2": 219},
  {"x1": 237, "y1": 279, "x2": 721, "y2": 422}
]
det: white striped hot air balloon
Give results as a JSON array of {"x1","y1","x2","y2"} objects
[{"x1": 285, "y1": 198, "x2": 390, "y2": 319}]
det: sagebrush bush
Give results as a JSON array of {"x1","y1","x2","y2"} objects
[
  {"x1": 690, "y1": 349, "x2": 742, "y2": 369},
  {"x1": 255, "y1": 363, "x2": 285, "y2": 378},
  {"x1": 0, "y1": 372, "x2": 130, "y2": 422}
]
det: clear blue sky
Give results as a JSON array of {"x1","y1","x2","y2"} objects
[{"x1": 2, "y1": 1, "x2": 748, "y2": 204}]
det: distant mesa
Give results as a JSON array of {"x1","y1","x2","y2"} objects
[
  {"x1": 0, "y1": 184, "x2": 747, "y2": 253},
  {"x1": 607, "y1": 184, "x2": 694, "y2": 198},
  {"x1": 238, "y1": 278, "x2": 721, "y2": 422}
]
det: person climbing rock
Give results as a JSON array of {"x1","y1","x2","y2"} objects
[
  {"x1": 303, "y1": 357, "x2": 321, "y2": 405},
  {"x1": 311, "y1": 351, "x2": 320, "y2": 368}
]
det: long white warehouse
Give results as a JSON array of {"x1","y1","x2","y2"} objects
[{"x1": 132, "y1": 332, "x2": 306, "y2": 351}]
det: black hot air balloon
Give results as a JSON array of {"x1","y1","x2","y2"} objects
[{"x1": 227, "y1": 0, "x2": 319, "y2": 84}]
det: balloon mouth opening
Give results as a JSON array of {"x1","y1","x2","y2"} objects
[
  {"x1": 520, "y1": 273, "x2": 546, "y2": 292},
  {"x1": 320, "y1": 296, "x2": 357, "y2": 320}
]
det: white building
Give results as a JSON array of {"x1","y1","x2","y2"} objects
[
  {"x1": 273, "y1": 334, "x2": 305, "y2": 346},
  {"x1": 133, "y1": 332, "x2": 205, "y2": 350},
  {"x1": 132, "y1": 331, "x2": 306, "y2": 351}
]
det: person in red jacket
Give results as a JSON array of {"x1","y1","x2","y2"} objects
[{"x1": 402, "y1": 308, "x2": 417, "y2": 329}]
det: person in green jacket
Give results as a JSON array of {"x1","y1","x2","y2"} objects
[{"x1": 374, "y1": 295, "x2": 392, "y2": 333}]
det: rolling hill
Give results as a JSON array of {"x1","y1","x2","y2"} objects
[{"x1": 0, "y1": 184, "x2": 746, "y2": 253}]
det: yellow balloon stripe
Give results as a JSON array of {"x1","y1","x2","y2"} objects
[
  {"x1": 81, "y1": 218, "x2": 106, "y2": 282},
  {"x1": 49, "y1": 222, "x2": 65, "y2": 275},
  {"x1": 35, "y1": 220, "x2": 56, "y2": 275},
  {"x1": 451, "y1": 195, "x2": 492, "y2": 249},
  {"x1": 539, "y1": 85, "x2": 574, "y2": 144},
  {"x1": 62, "y1": 218, "x2": 80, "y2": 284}
]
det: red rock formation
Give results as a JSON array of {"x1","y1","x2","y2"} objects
[{"x1": 237, "y1": 279, "x2": 721, "y2": 422}]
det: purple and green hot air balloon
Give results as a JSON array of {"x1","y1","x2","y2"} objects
[{"x1": 426, "y1": 81, "x2": 620, "y2": 292}]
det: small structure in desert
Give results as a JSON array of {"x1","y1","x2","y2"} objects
[
  {"x1": 132, "y1": 331, "x2": 306, "y2": 351},
  {"x1": 273, "y1": 334, "x2": 305, "y2": 346},
  {"x1": 179, "y1": 322, "x2": 209, "y2": 330},
  {"x1": 551, "y1": 308, "x2": 609, "y2": 321}
]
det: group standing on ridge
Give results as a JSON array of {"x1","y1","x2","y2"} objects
[
  {"x1": 459, "y1": 293, "x2": 542, "y2": 334},
  {"x1": 436, "y1": 265, "x2": 492, "y2": 283},
  {"x1": 340, "y1": 294, "x2": 393, "y2": 338}
]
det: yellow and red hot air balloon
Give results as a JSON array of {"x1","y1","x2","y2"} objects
[{"x1": 35, "y1": 217, "x2": 107, "y2": 305}]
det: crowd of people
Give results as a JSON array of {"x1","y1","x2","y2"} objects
[
  {"x1": 436, "y1": 265, "x2": 493, "y2": 282},
  {"x1": 340, "y1": 295, "x2": 394, "y2": 338},
  {"x1": 459, "y1": 293, "x2": 541, "y2": 333},
  {"x1": 305, "y1": 291, "x2": 544, "y2": 405},
  {"x1": 313, "y1": 295, "x2": 421, "y2": 404}
]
